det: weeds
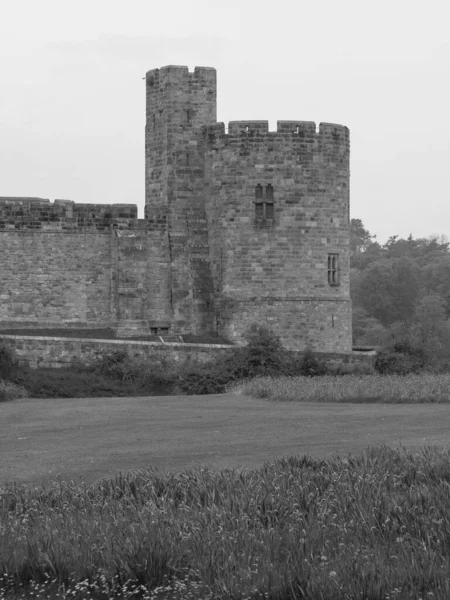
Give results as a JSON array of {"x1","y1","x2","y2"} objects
[
  {"x1": 2, "y1": 446, "x2": 450, "y2": 598},
  {"x1": 232, "y1": 373, "x2": 450, "y2": 403}
]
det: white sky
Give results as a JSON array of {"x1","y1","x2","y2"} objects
[{"x1": 0, "y1": 0, "x2": 449, "y2": 242}]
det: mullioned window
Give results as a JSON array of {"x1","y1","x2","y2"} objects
[
  {"x1": 327, "y1": 253, "x2": 340, "y2": 285},
  {"x1": 254, "y1": 184, "x2": 274, "y2": 224}
]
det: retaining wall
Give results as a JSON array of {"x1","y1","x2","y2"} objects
[{"x1": 0, "y1": 334, "x2": 375, "y2": 371}]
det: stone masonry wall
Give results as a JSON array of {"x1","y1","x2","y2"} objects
[
  {"x1": 0, "y1": 230, "x2": 113, "y2": 328},
  {"x1": 145, "y1": 66, "x2": 217, "y2": 334},
  {"x1": 0, "y1": 335, "x2": 234, "y2": 369},
  {"x1": 0, "y1": 334, "x2": 374, "y2": 371},
  {"x1": 0, "y1": 198, "x2": 137, "y2": 330},
  {"x1": 204, "y1": 120, "x2": 351, "y2": 352}
]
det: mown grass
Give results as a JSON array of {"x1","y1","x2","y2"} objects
[
  {"x1": 231, "y1": 373, "x2": 450, "y2": 403},
  {"x1": 2, "y1": 446, "x2": 450, "y2": 599}
]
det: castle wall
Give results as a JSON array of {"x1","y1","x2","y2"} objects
[
  {"x1": 0, "y1": 66, "x2": 354, "y2": 354},
  {"x1": 204, "y1": 121, "x2": 351, "y2": 351},
  {"x1": 0, "y1": 334, "x2": 374, "y2": 372},
  {"x1": 0, "y1": 198, "x2": 136, "y2": 329},
  {"x1": 0, "y1": 230, "x2": 113, "y2": 328}
]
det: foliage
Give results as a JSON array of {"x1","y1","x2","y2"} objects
[
  {"x1": 232, "y1": 373, "x2": 450, "y2": 403},
  {"x1": 351, "y1": 219, "x2": 450, "y2": 372},
  {"x1": 93, "y1": 351, "x2": 176, "y2": 392},
  {"x1": 3, "y1": 446, "x2": 450, "y2": 598},
  {"x1": 0, "y1": 380, "x2": 28, "y2": 403},
  {"x1": 298, "y1": 348, "x2": 327, "y2": 376},
  {"x1": 352, "y1": 257, "x2": 421, "y2": 325},
  {"x1": 6, "y1": 327, "x2": 297, "y2": 398},
  {"x1": 180, "y1": 325, "x2": 292, "y2": 394},
  {"x1": 9, "y1": 366, "x2": 159, "y2": 398},
  {"x1": 0, "y1": 342, "x2": 18, "y2": 379}
]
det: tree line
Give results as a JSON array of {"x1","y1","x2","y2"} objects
[{"x1": 351, "y1": 219, "x2": 450, "y2": 372}]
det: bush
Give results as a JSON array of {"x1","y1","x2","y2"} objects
[
  {"x1": 93, "y1": 351, "x2": 177, "y2": 393},
  {"x1": 298, "y1": 348, "x2": 327, "y2": 376},
  {"x1": 0, "y1": 342, "x2": 18, "y2": 379},
  {"x1": 0, "y1": 380, "x2": 28, "y2": 402},
  {"x1": 10, "y1": 366, "x2": 152, "y2": 398},
  {"x1": 375, "y1": 343, "x2": 426, "y2": 375}
]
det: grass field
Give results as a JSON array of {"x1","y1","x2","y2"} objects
[
  {"x1": 2, "y1": 393, "x2": 450, "y2": 487},
  {"x1": 3, "y1": 394, "x2": 450, "y2": 598}
]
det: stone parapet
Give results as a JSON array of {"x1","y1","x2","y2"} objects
[{"x1": 0, "y1": 198, "x2": 138, "y2": 231}]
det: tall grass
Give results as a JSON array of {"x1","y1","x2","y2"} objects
[
  {"x1": 231, "y1": 373, "x2": 450, "y2": 403},
  {"x1": 2, "y1": 446, "x2": 450, "y2": 598}
]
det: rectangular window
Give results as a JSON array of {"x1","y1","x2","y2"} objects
[
  {"x1": 327, "y1": 253, "x2": 339, "y2": 285},
  {"x1": 265, "y1": 203, "x2": 274, "y2": 219},
  {"x1": 255, "y1": 203, "x2": 264, "y2": 218},
  {"x1": 254, "y1": 184, "x2": 274, "y2": 223}
]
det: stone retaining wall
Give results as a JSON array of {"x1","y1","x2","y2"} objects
[{"x1": 0, "y1": 334, "x2": 375, "y2": 371}]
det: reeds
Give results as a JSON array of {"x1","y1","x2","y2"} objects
[
  {"x1": 2, "y1": 446, "x2": 450, "y2": 598},
  {"x1": 231, "y1": 373, "x2": 450, "y2": 403}
]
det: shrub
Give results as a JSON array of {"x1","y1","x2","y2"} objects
[
  {"x1": 0, "y1": 342, "x2": 18, "y2": 379},
  {"x1": 375, "y1": 344, "x2": 426, "y2": 375},
  {"x1": 93, "y1": 351, "x2": 177, "y2": 393},
  {"x1": 0, "y1": 379, "x2": 28, "y2": 402},
  {"x1": 298, "y1": 347, "x2": 327, "y2": 376},
  {"x1": 10, "y1": 367, "x2": 150, "y2": 398},
  {"x1": 180, "y1": 325, "x2": 294, "y2": 394}
]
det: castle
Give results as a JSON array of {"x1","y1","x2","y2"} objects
[{"x1": 0, "y1": 65, "x2": 351, "y2": 352}]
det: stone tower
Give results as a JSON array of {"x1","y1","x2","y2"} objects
[
  {"x1": 145, "y1": 65, "x2": 352, "y2": 351},
  {"x1": 204, "y1": 120, "x2": 352, "y2": 351},
  {"x1": 145, "y1": 65, "x2": 217, "y2": 335}
]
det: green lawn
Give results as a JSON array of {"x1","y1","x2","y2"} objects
[{"x1": 2, "y1": 393, "x2": 450, "y2": 487}]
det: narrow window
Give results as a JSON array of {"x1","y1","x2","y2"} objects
[
  {"x1": 265, "y1": 202, "x2": 274, "y2": 219},
  {"x1": 255, "y1": 185, "x2": 264, "y2": 218},
  {"x1": 254, "y1": 184, "x2": 275, "y2": 222},
  {"x1": 186, "y1": 109, "x2": 193, "y2": 124},
  {"x1": 327, "y1": 253, "x2": 339, "y2": 285},
  {"x1": 186, "y1": 152, "x2": 190, "y2": 166}
]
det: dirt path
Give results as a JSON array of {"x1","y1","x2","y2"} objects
[{"x1": 1, "y1": 394, "x2": 450, "y2": 487}]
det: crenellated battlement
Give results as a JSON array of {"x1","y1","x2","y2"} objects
[
  {"x1": 204, "y1": 120, "x2": 349, "y2": 140},
  {"x1": 146, "y1": 65, "x2": 216, "y2": 88},
  {"x1": 0, "y1": 198, "x2": 139, "y2": 231}
]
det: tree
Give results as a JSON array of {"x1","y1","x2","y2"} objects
[
  {"x1": 351, "y1": 219, "x2": 376, "y2": 254},
  {"x1": 352, "y1": 257, "x2": 421, "y2": 325},
  {"x1": 350, "y1": 219, "x2": 382, "y2": 270},
  {"x1": 421, "y1": 255, "x2": 450, "y2": 317}
]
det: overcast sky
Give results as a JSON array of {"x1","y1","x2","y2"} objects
[{"x1": 1, "y1": 0, "x2": 449, "y2": 242}]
